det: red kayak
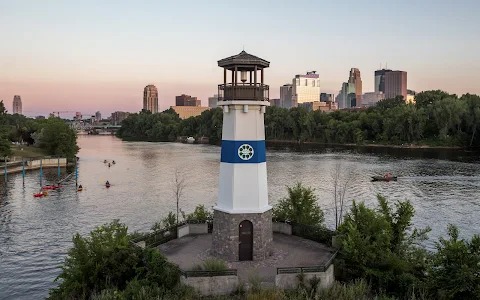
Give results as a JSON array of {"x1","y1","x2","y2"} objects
[
  {"x1": 105, "y1": 184, "x2": 111, "y2": 188},
  {"x1": 42, "y1": 185, "x2": 62, "y2": 190},
  {"x1": 34, "y1": 193, "x2": 45, "y2": 197}
]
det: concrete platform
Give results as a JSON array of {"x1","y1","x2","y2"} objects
[{"x1": 157, "y1": 233, "x2": 335, "y2": 283}]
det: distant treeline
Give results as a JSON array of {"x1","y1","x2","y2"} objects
[
  {"x1": 116, "y1": 90, "x2": 480, "y2": 148},
  {"x1": 0, "y1": 101, "x2": 79, "y2": 158}
]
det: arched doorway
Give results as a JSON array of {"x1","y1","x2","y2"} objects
[{"x1": 239, "y1": 220, "x2": 253, "y2": 261}]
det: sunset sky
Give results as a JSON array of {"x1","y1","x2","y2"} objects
[{"x1": 1, "y1": 0, "x2": 479, "y2": 117}]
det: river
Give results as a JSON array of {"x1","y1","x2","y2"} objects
[{"x1": 1, "y1": 135, "x2": 480, "y2": 299}]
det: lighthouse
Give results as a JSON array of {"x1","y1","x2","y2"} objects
[{"x1": 212, "y1": 51, "x2": 272, "y2": 261}]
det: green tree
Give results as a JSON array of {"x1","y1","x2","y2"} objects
[
  {"x1": 48, "y1": 220, "x2": 181, "y2": 300},
  {"x1": 428, "y1": 225, "x2": 480, "y2": 300},
  {"x1": 186, "y1": 204, "x2": 213, "y2": 221},
  {"x1": 337, "y1": 195, "x2": 430, "y2": 298},
  {"x1": 415, "y1": 90, "x2": 452, "y2": 108},
  {"x1": 0, "y1": 133, "x2": 12, "y2": 157},
  {"x1": 273, "y1": 182, "x2": 324, "y2": 226},
  {"x1": 37, "y1": 118, "x2": 79, "y2": 158},
  {"x1": 48, "y1": 220, "x2": 141, "y2": 299}
]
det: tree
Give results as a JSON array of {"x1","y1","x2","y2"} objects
[
  {"x1": 376, "y1": 96, "x2": 406, "y2": 110},
  {"x1": 428, "y1": 225, "x2": 480, "y2": 300},
  {"x1": 48, "y1": 220, "x2": 181, "y2": 300},
  {"x1": 273, "y1": 182, "x2": 324, "y2": 226},
  {"x1": 0, "y1": 132, "x2": 12, "y2": 157},
  {"x1": 173, "y1": 168, "x2": 186, "y2": 225},
  {"x1": 331, "y1": 162, "x2": 356, "y2": 230},
  {"x1": 37, "y1": 118, "x2": 79, "y2": 158},
  {"x1": 415, "y1": 90, "x2": 452, "y2": 108},
  {"x1": 337, "y1": 195, "x2": 430, "y2": 298},
  {"x1": 48, "y1": 220, "x2": 141, "y2": 299}
]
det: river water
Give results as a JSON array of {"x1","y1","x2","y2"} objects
[{"x1": 1, "y1": 135, "x2": 480, "y2": 299}]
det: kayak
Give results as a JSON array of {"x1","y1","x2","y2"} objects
[
  {"x1": 105, "y1": 184, "x2": 111, "y2": 188},
  {"x1": 372, "y1": 176, "x2": 398, "y2": 182},
  {"x1": 34, "y1": 193, "x2": 45, "y2": 197},
  {"x1": 42, "y1": 185, "x2": 62, "y2": 190},
  {"x1": 78, "y1": 188, "x2": 83, "y2": 191}
]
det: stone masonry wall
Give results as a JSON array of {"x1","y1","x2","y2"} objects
[{"x1": 212, "y1": 209, "x2": 272, "y2": 261}]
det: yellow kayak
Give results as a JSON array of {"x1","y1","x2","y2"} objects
[{"x1": 78, "y1": 188, "x2": 83, "y2": 191}]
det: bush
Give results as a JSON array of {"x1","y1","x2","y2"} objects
[
  {"x1": 428, "y1": 225, "x2": 480, "y2": 300},
  {"x1": 151, "y1": 211, "x2": 177, "y2": 231},
  {"x1": 273, "y1": 182, "x2": 324, "y2": 226},
  {"x1": 47, "y1": 220, "x2": 182, "y2": 300},
  {"x1": 48, "y1": 220, "x2": 141, "y2": 299},
  {"x1": 336, "y1": 195, "x2": 430, "y2": 298},
  {"x1": 191, "y1": 258, "x2": 227, "y2": 271},
  {"x1": 186, "y1": 204, "x2": 212, "y2": 221}
]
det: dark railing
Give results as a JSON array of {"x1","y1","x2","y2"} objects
[
  {"x1": 180, "y1": 269, "x2": 237, "y2": 277},
  {"x1": 218, "y1": 83, "x2": 269, "y2": 101},
  {"x1": 276, "y1": 251, "x2": 337, "y2": 275}
]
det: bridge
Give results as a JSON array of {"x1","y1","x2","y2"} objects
[{"x1": 71, "y1": 123, "x2": 121, "y2": 134}]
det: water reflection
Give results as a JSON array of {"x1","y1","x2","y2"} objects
[{"x1": 0, "y1": 136, "x2": 479, "y2": 299}]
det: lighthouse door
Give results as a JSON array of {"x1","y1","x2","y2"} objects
[{"x1": 239, "y1": 220, "x2": 253, "y2": 261}]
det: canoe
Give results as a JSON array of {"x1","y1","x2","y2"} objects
[
  {"x1": 372, "y1": 176, "x2": 398, "y2": 182},
  {"x1": 42, "y1": 185, "x2": 62, "y2": 190}
]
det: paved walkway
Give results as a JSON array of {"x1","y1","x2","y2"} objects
[{"x1": 157, "y1": 233, "x2": 335, "y2": 283}]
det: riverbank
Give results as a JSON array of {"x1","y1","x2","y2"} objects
[{"x1": 266, "y1": 139, "x2": 466, "y2": 150}]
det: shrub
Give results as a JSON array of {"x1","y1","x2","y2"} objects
[
  {"x1": 273, "y1": 182, "x2": 324, "y2": 226},
  {"x1": 186, "y1": 204, "x2": 213, "y2": 221},
  {"x1": 336, "y1": 195, "x2": 430, "y2": 298},
  {"x1": 428, "y1": 225, "x2": 480, "y2": 300},
  {"x1": 47, "y1": 220, "x2": 141, "y2": 299}
]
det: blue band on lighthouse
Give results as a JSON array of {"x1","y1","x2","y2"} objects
[{"x1": 221, "y1": 140, "x2": 266, "y2": 164}]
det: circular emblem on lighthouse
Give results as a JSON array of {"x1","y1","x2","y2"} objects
[{"x1": 238, "y1": 144, "x2": 254, "y2": 160}]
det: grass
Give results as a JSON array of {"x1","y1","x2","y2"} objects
[
  {"x1": 10, "y1": 144, "x2": 48, "y2": 158},
  {"x1": 190, "y1": 258, "x2": 227, "y2": 272}
]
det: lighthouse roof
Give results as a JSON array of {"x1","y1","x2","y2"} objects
[{"x1": 218, "y1": 50, "x2": 270, "y2": 71}]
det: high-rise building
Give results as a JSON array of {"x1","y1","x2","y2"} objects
[
  {"x1": 111, "y1": 111, "x2": 130, "y2": 125},
  {"x1": 208, "y1": 94, "x2": 219, "y2": 108},
  {"x1": 362, "y1": 92, "x2": 385, "y2": 107},
  {"x1": 374, "y1": 69, "x2": 392, "y2": 93},
  {"x1": 143, "y1": 85, "x2": 159, "y2": 113},
  {"x1": 406, "y1": 89, "x2": 416, "y2": 104},
  {"x1": 12, "y1": 95, "x2": 22, "y2": 115},
  {"x1": 320, "y1": 93, "x2": 334, "y2": 103},
  {"x1": 270, "y1": 99, "x2": 281, "y2": 107},
  {"x1": 337, "y1": 82, "x2": 356, "y2": 109},
  {"x1": 280, "y1": 84, "x2": 293, "y2": 108},
  {"x1": 298, "y1": 101, "x2": 338, "y2": 112},
  {"x1": 348, "y1": 68, "x2": 362, "y2": 107},
  {"x1": 385, "y1": 71, "x2": 407, "y2": 99},
  {"x1": 176, "y1": 94, "x2": 201, "y2": 106},
  {"x1": 292, "y1": 71, "x2": 320, "y2": 106},
  {"x1": 95, "y1": 111, "x2": 102, "y2": 122},
  {"x1": 170, "y1": 106, "x2": 210, "y2": 119}
]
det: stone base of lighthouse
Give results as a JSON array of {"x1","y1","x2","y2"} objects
[{"x1": 212, "y1": 209, "x2": 273, "y2": 261}]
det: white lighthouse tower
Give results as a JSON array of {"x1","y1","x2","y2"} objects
[{"x1": 212, "y1": 51, "x2": 272, "y2": 261}]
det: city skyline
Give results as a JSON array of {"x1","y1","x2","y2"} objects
[{"x1": 1, "y1": 0, "x2": 479, "y2": 116}]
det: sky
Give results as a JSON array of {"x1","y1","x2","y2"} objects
[{"x1": 1, "y1": 0, "x2": 479, "y2": 117}]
